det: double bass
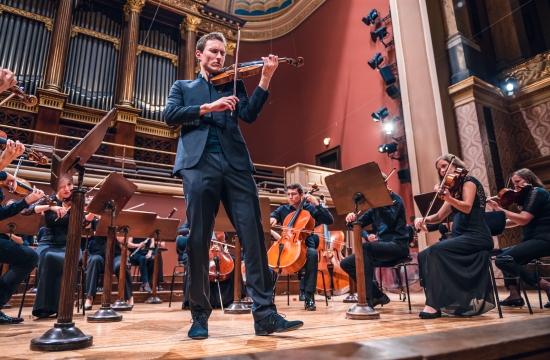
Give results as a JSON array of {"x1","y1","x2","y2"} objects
[
  {"x1": 315, "y1": 195, "x2": 349, "y2": 296},
  {"x1": 267, "y1": 184, "x2": 320, "y2": 275}
]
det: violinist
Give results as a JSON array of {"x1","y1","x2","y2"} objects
[
  {"x1": 269, "y1": 183, "x2": 334, "y2": 311},
  {"x1": 414, "y1": 154, "x2": 494, "y2": 319},
  {"x1": 0, "y1": 145, "x2": 45, "y2": 324},
  {"x1": 20, "y1": 179, "x2": 96, "y2": 318},
  {"x1": 128, "y1": 237, "x2": 155, "y2": 293},
  {"x1": 0, "y1": 67, "x2": 16, "y2": 93},
  {"x1": 340, "y1": 173, "x2": 409, "y2": 309},
  {"x1": 163, "y1": 31, "x2": 302, "y2": 339},
  {"x1": 487, "y1": 168, "x2": 550, "y2": 308}
]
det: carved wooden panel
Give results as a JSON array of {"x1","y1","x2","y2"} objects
[
  {"x1": 0, "y1": 110, "x2": 34, "y2": 144},
  {"x1": 134, "y1": 135, "x2": 175, "y2": 165}
]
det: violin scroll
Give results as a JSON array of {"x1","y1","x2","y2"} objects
[{"x1": 437, "y1": 167, "x2": 469, "y2": 200}]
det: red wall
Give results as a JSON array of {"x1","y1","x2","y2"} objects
[{"x1": 239, "y1": 0, "x2": 415, "y2": 222}]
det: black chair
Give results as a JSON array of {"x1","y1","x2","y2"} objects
[
  {"x1": 168, "y1": 261, "x2": 185, "y2": 307},
  {"x1": 528, "y1": 256, "x2": 550, "y2": 309}
]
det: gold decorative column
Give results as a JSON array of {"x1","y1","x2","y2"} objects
[
  {"x1": 182, "y1": 15, "x2": 201, "y2": 80},
  {"x1": 225, "y1": 40, "x2": 236, "y2": 67}
]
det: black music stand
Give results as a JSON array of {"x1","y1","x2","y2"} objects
[
  {"x1": 144, "y1": 217, "x2": 180, "y2": 304},
  {"x1": 31, "y1": 108, "x2": 116, "y2": 352},
  {"x1": 414, "y1": 192, "x2": 444, "y2": 217},
  {"x1": 86, "y1": 172, "x2": 137, "y2": 322},
  {"x1": 325, "y1": 162, "x2": 393, "y2": 320},
  {"x1": 96, "y1": 210, "x2": 158, "y2": 308}
]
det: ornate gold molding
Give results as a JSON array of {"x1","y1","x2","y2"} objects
[
  {"x1": 61, "y1": 108, "x2": 105, "y2": 125},
  {"x1": 183, "y1": 15, "x2": 202, "y2": 33},
  {"x1": 116, "y1": 107, "x2": 140, "y2": 125},
  {"x1": 0, "y1": 92, "x2": 39, "y2": 113},
  {"x1": 448, "y1": 76, "x2": 507, "y2": 112},
  {"x1": 0, "y1": 4, "x2": 53, "y2": 31},
  {"x1": 136, "y1": 45, "x2": 178, "y2": 66},
  {"x1": 197, "y1": 18, "x2": 235, "y2": 40},
  {"x1": 499, "y1": 49, "x2": 550, "y2": 89},
  {"x1": 70, "y1": 25, "x2": 120, "y2": 50},
  {"x1": 124, "y1": 0, "x2": 146, "y2": 17},
  {"x1": 136, "y1": 118, "x2": 180, "y2": 138},
  {"x1": 151, "y1": 0, "x2": 205, "y2": 15},
  {"x1": 226, "y1": 41, "x2": 236, "y2": 56},
  {"x1": 36, "y1": 89, "x2": 68, "y2": 111}
]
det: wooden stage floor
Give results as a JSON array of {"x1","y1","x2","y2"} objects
[{"x1": 1, "y1": 290, "x2": 549, "y2": 359}]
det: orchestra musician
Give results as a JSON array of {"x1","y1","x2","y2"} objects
[
  {"x1": 0, "y1": 140, "x2": 44, "y2": 324},
  {"x1": 163, "y1": 31, "x2": 302, "y2": 339},
  {"x1": 487, "y1": 168, "x2": 550, "y2": 308},
  {"x1": 269, "y1": 183, "x2": 334, "y2": 310},
  {"x1": 21, "y1": 179, "x2": 96, "y2": 318},
  {"x1": 340, "y1": 173, "x2": 410, "y2": 309},
  {"x1": 414, "y1": 154, "x2": 495, "y2": 319},
  {"x1": 128, "y1": 237, "x2": 155, "y2": 293}
]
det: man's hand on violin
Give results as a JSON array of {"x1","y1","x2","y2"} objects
[
  {"x1": 259, "y1": 55, "x2": 278, "y2": 90},
  {"x1": 345, "y1": 213, "x2": 357, "y2": 223},
  {"x1": 414, "y1": 217, "x2": 424, "y2": 231},
  {"x1": 0, "y1": 139, "x2": 25, "y2": 168},
  {"x1": 3, "y1": 173, "x2": 18, "y2": 192},
  {"x1": 24, "y1": 186, "x2": 45, "y2": 204},
  {"x1": 204, "y1": 96, "x2": 239, "y2": 113},
  {"x1": 304, "y1": 194, "x2": 319, "y2": 206},
  {"x1": 0, "y1": 68, "x2": 17, "y2": 93}
]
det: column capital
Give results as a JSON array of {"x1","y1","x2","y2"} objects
[
  {"x1": 124, "y1": 0, "x2": 145, "y2": 19},
  {"x1": 182, "y1": 15, "x2": 202, "y2": 34},
  {"x1": 226, "y1": 40, "x2": 237, "y2": 56}
]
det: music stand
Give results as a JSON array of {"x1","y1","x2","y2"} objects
[
  {"x1": 144, "y1": 217, "x2": 180, "y2": 304},
  {"x1": 86, "y1": 172, "x2": 137, "y2": 322},
  {"x1": 414, "y1": 192, "x2": 444, "y2": 217},
  {"x1": 96, "y1": 210, "x2": 157, "y2": 309},
  {"x1": 31, "y1": 108, "x2": 116, "y2": 352},
  {"x1": 325, "y1": 162, "x2": 393, "y2": 320}
]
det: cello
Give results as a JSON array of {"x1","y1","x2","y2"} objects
[
  {"x1": 209, "y1": 231, "x2": 234, "y2": 310},
  {"x1": 315, "y1": 195, "x2": 349, "y2": 296},
  {"x1": 267, "y1": 184, "x2": 320, "y2": 275}
]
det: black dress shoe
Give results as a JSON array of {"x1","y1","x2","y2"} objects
[
  {"x1": 304, "y1": 298, "x2": 316, "y2": 311},
  {"x1": 0, "y1": 311, "x2": 24, "y2": 324},
  {"x1": 157, "y1": 286, "x2": 165, "y2": 292},
  {"x1": 419, "y1": 310, "x2": 441, "y2": 319},
  {"x1": 372, "y1": 294, "x2": 391, "y2": 308},
  {"x1": 299, "y1": 290, "x2": 305, "y2": 301},
  {"x1": 544, "y1": 301, "x2": 550, "y2": 309},
  {"x1": 254, "y1": 312, "x2": 303, "y2": 336},
  {"x1": 188, "y1": 312, "x2": 209, "y2": 340},
  {"x1": 499, "y1": 298, "x2": 525, "y2": 307},
  {"x1": 84, "y1": 305, "x2": 92, "y2": 311}
]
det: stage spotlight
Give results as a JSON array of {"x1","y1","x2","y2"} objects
[
  {"x1": 378, "y1": 142, "x2": 398, "y2": 154},
  {"x1": 368, "y1": 52, "x2": 384, "y2": 70},
  {"x1": 384, "y1": 122, "x2": 395, "y2": 135},
  {"x1": 503, "y1": 76, "x2": 518, "y2": 96},
  {"x1": 371, "y1": 106, "x2": 389, "y2": 122},
  {"x1": 371, "y1": 26, "x2": 388, "y2": 43},
  {"x1": 362, "y1": 9, "x2": 379, "y2": 26},
  {"x1": 386, "y1": 84, "x2": 401, "y2": 99}
]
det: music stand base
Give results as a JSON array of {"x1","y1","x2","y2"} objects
[
  {"x1": 343, "y1": 294, "x2": 358, "y2": 303},
  {"x1": 87, "y1": 307, "x2": 122, "y2": 322},
  {"x1": 241, "y1": 296, "x2": 253, "y2": 306},
  {"x1": 30, "y1": 322, "x2": 93, "y2": 351},
  {"x1": 346, "y1": 304, "x2": 380, "y2": 320},
  {"x1": 112, "y1": 300, "x2": 133, "y2": 311},
  {"x1": 224, "y1": 301, "x2": 252, "y2": 314},
  {"x1": 145, "y1": 296, "x2": 163, "y2": 304}
]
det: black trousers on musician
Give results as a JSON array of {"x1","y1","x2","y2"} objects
[
  {"x1": 299, "y1": 236, "x2": 320, "y2": 298},
  {"x1": 341, "y1": 241, "x2": 409, "y2": 304},
  {"x1": 181, "y1": 152, "x2": 275, "y2": 322},
  {"x1": 495, "y1": 239, "x2": 550, "y2": 287},
  {"x1": 85, "y1": 254, "x2": 133, "y2": 300},
  {"x1": 0, "y1": 238, "x2": 38, "y2": 310}
]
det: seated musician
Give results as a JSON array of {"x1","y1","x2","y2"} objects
[
  {"x1": 84, "y1": 218, "x2": 134, "y2": 310},
  {"x1": 128, "y1": 237, "x2": 155, "y2": 292},
  {"x1": 340, "y1": 173, "x2": 410, "y2": 309},
  {"x1": 414, "y1": 154, "x2": 495, "y2": 319},
  {"x1": 21, "y1": 179, "x2": 96, "y2": 318},
  {"x1": 0, "y1": 140, "x2": 44, "y2": 324},
  {"x1": 176, "y1": 220, "x2": 189, "y2": 263},
  {"x1": 487, "y1": 168, "x2": 550, "y2": 308},
  {"x1": 269, "y1": 183, "x2": 334, "y2": 311}
]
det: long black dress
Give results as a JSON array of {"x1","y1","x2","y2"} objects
[{"x1": 418, "y1": 176, "x2": 496, "y2": 316}]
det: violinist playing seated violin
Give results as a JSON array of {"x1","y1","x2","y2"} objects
[
  {"x1": 270, "y1": 183, "x2": 334, "y2": 311},
  {"x1": 341, "y1": 172, "x2": 410, "y2": 309},
  {"x1": 486, "y1": 168, "x2": 550, "y2": 309}
]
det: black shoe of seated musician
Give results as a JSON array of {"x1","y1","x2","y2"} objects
[
  {"x1": 157, "y1": 285, "x2": 165, "y2": 292},
  {"x1": 372, "y1": 294, "x2": 391, "y2": 308},
  {"x1": 141, "y1": 282, "x2": 152, "y2": 293},
  {"x1": 545, "y1": 301, "x2": 550, "y2": 309},
  {"x1": 0, "y1": 311, "x2": 24, "y2": 324},
  {"x1": 499, "y1": 298, "x2": 525, "y2": 307},
  {"x1": 188, "y1": 312, "x2": 209, "y2": 340},
  {"x1": 29, "y1": 288, "x2": 37, "y2": 294},
  {"x1": 254, "y1": 312, "x2": 304, "y2": 336},
  {"x1": 419, "y1": 310, "x2": 441, "y2": 319},
  {"x1": 299, "y1": 290, "x2": 305, "y2": 301},
  {"x1": 304, "y1": 298, "x2": 316, "y2": 311}
]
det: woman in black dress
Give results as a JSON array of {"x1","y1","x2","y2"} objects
[
  {"x1": 414, "y1": 154, "x2": 495, "y2": 318},
  {"x1": 487, "y1": 168, "x2": 550, "y2": 308},
  {"x1": 22, "y1": 179, "x2": 96, "y2": 318}
]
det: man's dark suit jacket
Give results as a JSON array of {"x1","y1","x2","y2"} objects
[{"x1": 163, "y1": 76, "x2": 269, "y2": 176}]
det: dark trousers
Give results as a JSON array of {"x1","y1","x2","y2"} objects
[
  {"x1": 0, "y1": 238, "x2": 38, "y2": 310},
  {"x1": 85, "y1": 254, "x2": 133, "y2": 300},
  {"x1": 299, "y1": 248, "x2": 318, "y2": 297},
  {"x1": 341, "y1": 241, "x2": 409, "y2": 303},
  {"x1": 130, "y1": 253, "x2": 154, "y2": 283},
  {"x1": 176, "y1": 235, "x2": 188, "y2": 263},
  {"x1": 181, "y1": 152, "x2": 275, "y2": 321},
  {"x1": 495, "y1": 239, "x2": 550, "y2": 287}
]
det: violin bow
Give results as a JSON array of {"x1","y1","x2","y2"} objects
[
  {"x1": 420, "y1": 156, "x2": 456, "y2": 229},
  {"x1": 231, "y1": 25, "x2": 241, "y2": 116}
]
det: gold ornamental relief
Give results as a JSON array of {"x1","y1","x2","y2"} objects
[
  {"x1": 184, "y1": 15, "x2": 202, "y2": 33},
  {"x1": 226, "y1": 41, "x2": 236, "y2": 56},
  {"x1": 0, "y1": 4, "x2": 53, "y2": 31},
  {"x1": 124, "y1": 0, "x2": 146, "y2": 19}
]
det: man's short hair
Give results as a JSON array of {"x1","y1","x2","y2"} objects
[
  {"x1": 196, "y1": 32, "x2": 226, "y2": 52},
  {"x1": 285, "y1": 183, "x2": 303, "y2": 194}
]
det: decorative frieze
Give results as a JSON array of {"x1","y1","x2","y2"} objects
[
  {"x1": 136, "y1": 45, "x2": 178, "y2": 66},
  {"x1": 0, "y1": 4, "x2": 53, "y2": 31},
  {"x1": 70, "y1": 25, "x2": 120, "y2": 50}
]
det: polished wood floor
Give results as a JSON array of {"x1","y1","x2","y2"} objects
[{"x1": 1, "y1": 290, "x2": 550, "y2": 359}]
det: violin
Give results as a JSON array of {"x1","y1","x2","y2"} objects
[
  {"x1": 488, "y1": 184, "x2": 533, "y2": 209},
  {"x1": 210, "y1": 57, "x2": 305, "y2": 86},
  {"x1": 437, "y1": 167, "x2": 469, "y2": 200},
  {"x1": 0, "y1": 85, "x2": 38, "y2": 107},
  {"x1": 267, "y1": 184, "x2": 319, "y2": 275},
  {"x1": 208, "y1": 231, "x2": 234, "y2": 282},
  {"x1": 0, "y1": 130, "x2": 48, "y2": 165},
  {"x1": 315, "y1": 195, "x2": 349, "y2": 296},
  {"x1": 1, "y1": 175, "x2": 55, "y2": 206}
]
